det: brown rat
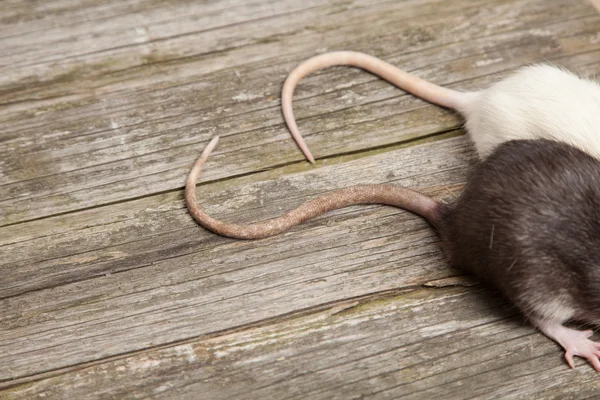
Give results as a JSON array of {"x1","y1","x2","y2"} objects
[{"x1": 186, "y1": 137, "x2": 600, "y2": 370}]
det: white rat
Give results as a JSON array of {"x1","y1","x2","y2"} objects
[{"x1": 281, "y1": 51, "x2": 600, "y2": 163}]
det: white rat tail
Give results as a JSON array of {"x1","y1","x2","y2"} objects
[{"x1": 282, "y1": 51, "x2": 469, "y2": 163}]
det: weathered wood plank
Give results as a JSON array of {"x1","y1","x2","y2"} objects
[
  {"x1": 0, "y1": 136, "x2": 473, "y2": 380},
  {"x1": 1, "y1": 0, "x2": 190, "y2": 39},
  {"x1": 0, "y1": 0, "x2": 251, "y2": 40},
  {"x1": 2, "y1": 0, "x2": 599, "y2": 225},
  {"x1": 3, "y1": 287, "x2": 600, "y2": 399},
  {"x1": 3, "y1": 0, "x2": 600, "y2": 397}
]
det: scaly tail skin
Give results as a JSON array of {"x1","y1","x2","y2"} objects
[
  {"x1": 282, "y1": 51, "x2": 469, "y2": 163},
  {"x1": 185, "y1": 137, "x2": 443, "y2": 239}
]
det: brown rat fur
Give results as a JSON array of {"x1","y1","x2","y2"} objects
[{"x1": 185, "y1": 137, "x2": 600, "y2": 370}]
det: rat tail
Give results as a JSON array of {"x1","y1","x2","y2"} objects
[
  {"x1": 185, "y1": 137, "x2": 444, "y2": 239},
  {"x1": 282, "y1": 51, "x2": 469, "y2": 163}
]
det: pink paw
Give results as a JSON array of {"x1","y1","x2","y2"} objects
[
  {"x1": 535, "y1": 321, "x2": 600, "y2": 372},
  {"x1": 562, "y1": 329, "x2": 600, "y2": 371}
]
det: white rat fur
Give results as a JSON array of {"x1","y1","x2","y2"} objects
[{"x1": 281, "y1": 51, "x2": 600, "y2": 162}]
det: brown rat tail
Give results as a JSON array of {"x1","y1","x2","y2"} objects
[
  {"x1": 282, "y1": 51, "x2": 470, "y2": 163},
  {"x1": 185, "y1": 137, "x2": 444, "y2": 239}
]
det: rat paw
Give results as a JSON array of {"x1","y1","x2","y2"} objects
[
  {"x1": 561, "y1": 330, "x2": 600, "y2": 371},
  {"x1": 535, "y1": 322, "x2": 600, "y2": 371}
]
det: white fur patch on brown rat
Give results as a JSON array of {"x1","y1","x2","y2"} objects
[
  {"x1": 186, "y1": 137, "x2": 600, "y2": 370},
  {"x1": 282, "y1": 51, "x2": 600, "y2": 163}
]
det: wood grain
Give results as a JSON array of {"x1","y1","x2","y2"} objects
[
  {"x1": 3, "y1": 0, "x2": 600, "y2": 397},
  {"x1": 4, "y1": 287, "x2": 600, "y2": 399},
  {"x1": 2, "y1": 0, "x2": 600, "y2": 225},
  {"x1": 0, "y1": 136, "x2": 472, "y2": 380}
]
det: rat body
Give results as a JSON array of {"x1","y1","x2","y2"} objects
[
  {"x1": 186, "y1": 137, "x2": 600, "y2": 370},
  {"x1": 282, "y1": 51, "x2": 600, "y2": 163}
]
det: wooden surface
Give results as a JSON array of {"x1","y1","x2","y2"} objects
[{"x1": 2, "y1": 0, "x2": 600, "y2": 398}]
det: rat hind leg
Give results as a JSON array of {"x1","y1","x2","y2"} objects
[{"x1": 534, "y1": 318, "x2": 600, "y2": 371}]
